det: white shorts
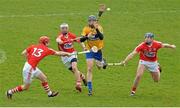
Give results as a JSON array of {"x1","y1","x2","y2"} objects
[
  {"x1": 61, "y1": 53, "x2": 77, "y2": 69},
  {"x1": 139, "y1": 60, "x2": 160, "y2": 72},
  {"x1": 22, "y1": 62, "x2": 42, "y2": 84}
]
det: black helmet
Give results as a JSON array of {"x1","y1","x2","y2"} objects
[{"x1": 144, "y1": 32, "x2": 155, "y2": 38}]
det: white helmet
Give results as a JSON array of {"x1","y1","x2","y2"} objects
[{"x1": 60, "y1": 23, "x2": 69, "y2": 28}]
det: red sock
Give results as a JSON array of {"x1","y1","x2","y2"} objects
[
  {"x1": 131, "y1": 86, "x2": 136, "y2": 92},
  {"x1": 10, "y1": 86, "x2": 23, "y2": 94},
  {"x1": 76, "y1": 80, "x2": 81, "y2": 86},
  {"x1": 42, "y1": 82, "x2": 51, "y2": 93}
]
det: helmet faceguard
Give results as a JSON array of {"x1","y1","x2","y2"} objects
[
  {"x1": 88, "y1": 15, "x2": 97, "y2": 21},
  {"x1": 60, "y1": 23, "x2": 69, "y2": 35},
  {"x1": 88, "y1": 15, "x2": 97, "y2": 27},
  {"x1": 144, "y1": 33, "x2": 154, "y2": 45}
]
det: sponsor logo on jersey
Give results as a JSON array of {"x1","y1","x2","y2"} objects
[{"x1": 64, "y1": 43, "x2": 73, "y2": 49}]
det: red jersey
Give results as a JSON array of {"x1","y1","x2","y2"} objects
[
  {"x1": 135, "y1": 40, "x2": 163, "y2": 62},
  {"x1": 57, "y1": 32, "x2": 78, "y2": 53},
  {"x1": 26, "y1": 44, "x2": 55, "y2": 69}
]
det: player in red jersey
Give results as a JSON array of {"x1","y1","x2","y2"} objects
[
  {"x1": 6, "y1": 36, "x2": 71, "y2": 99},
  {"x1": 120, "y1": 33, "x2": 176, "y2": 96},
  {"x1": 56, "y1": 23, "x2": 87, "y2": 92}
]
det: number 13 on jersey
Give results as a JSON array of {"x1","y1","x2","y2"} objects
[{"x1": 32, "y1": 48, "x2": 44, "y2": 57}]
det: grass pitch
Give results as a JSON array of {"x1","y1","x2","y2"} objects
[{"x1": 0, "y1": 0, "x2": 180, "y2": 107}]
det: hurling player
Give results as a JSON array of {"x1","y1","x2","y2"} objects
[
  {"x1": 79, "y1": 15, "x2": 107, "y2": 96},
  {"x1": 121, "y1": 33, "x2": 176, "y2": 96},
  {"x1": 7, "y1": 36, "x2": 70, "y2": 99},
  {"x1": 56, "y1": 23, "x2": 87, "y2": 92}
]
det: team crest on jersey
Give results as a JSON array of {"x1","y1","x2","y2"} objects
[
  {"x1": 144, "y1": 51, "x2": 156, "y2": 57},
  {"x1": 64, "y1": 43, "x2": 73, "y2": 49}
]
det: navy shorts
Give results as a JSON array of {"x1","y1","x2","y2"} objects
[{"x1": 86, "y1": 50, "x2": 102, "y2": 61}]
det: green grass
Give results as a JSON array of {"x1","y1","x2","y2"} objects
[{"x1": 0, "y1": 0, "x2": 180, "y2": 106}]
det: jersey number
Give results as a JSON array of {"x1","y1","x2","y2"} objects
[{"x1": 32, "y1": 48, "x2": 44, "y2": 57}]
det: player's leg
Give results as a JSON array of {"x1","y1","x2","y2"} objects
[
  {"x1": 65, "y1": 55, "x2": 87, "y2": 87},
  {"x1": 36, "y1": 68, "x2": 59, "y2": 97},
  {"x1": 130, "y1": 63, "x2": 146, "y2": 96},
  {"x1": 69, "y1": 55, "x2": 87, "y2": 86},
  {"x1": 7, "y1": 62, "x2": 33, "y2": 99},
  {"x1": 80, "y1": 72, "x2": 87, "y2": 86},
  {"x1": 69, "y1": 66, "x2": 87, "y2": 86},
  {"x1": 95, "y1": 50, "x2": 107, "y2": 69},
  {"x1": 7, "y1": 84, "x2": 31, "y2": 99},
  {"x1": 85, "y1": 50, "x2": 94, "y2": 96},
  {"x1": 151, "y1": 72, "x2": 160, "y2": 82},
  {"x1": 86, "y1": 59, "x2": 94, "y2": 95},
  {"x1": 71, "y1": 61, "x2": 82, "y2": 92},
  {"x1": 148, "y1": 62, "x2": 161, "y2": 82}
]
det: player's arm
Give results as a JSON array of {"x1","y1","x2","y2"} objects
[
  {"x1": 161, "y1": 43, "x2": 176, "y2": 49},
  {"x1": 122, "y1": 50, "x2": 138, "y2": 65},
  {"x1": 80, "y1": 42, "x2": 87, "y2": 51},
  {"x1": 56, "y1": 37, "x2": 64, "y2": 44},
  {"x1": 80, "y1": 27, "x2": 89, "y2": 42},
  {"x1": 21, "y1": 49, "x2": 27, "y2": 57},
  {"x1": 80, "y1": 36, "x2": 88, "y2": 42},
  {"x1": 95, "y1": 29, "x2": 104, "y2": 40},
  {"x1": 94, "y1": 23, "x2": 104, "y2": 40},
  {"x1": 21, "y1": 49, "x2": 29, "y2": 59},
  {"x1": 53, "y1": 51, "x2": 70, "y2": 56},
  {"x1": 48, "y1": 48, "x2": 71, "y2": 56},
  {"x1": 56, "y1": 36, "x2": 75, "y2": 44}
]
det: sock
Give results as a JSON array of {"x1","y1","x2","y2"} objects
[
  {"x1": 80, "y1": 74, "x2": 85, "y2": 80},
  {"x1": 42, "y1": 82, "x2": 51, "y2": 95},
  {"x1": 76, "y1": 80, "x2": 81, "y2": 86},
  {"x1": 9, "y1": 86, "x2": 23, "y2": 94},
  {"x1": 87, "y1": 82, "x2": 92, "y2": 91},
  {"x1": 131, "y1": 86, "x2": 136, "y2": 92}
]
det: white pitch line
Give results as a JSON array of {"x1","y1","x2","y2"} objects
[
  {"x1": 0, "y1": 12, "x2": 95, "y2": 18},
  {"x1": 0, "y1": 10, "x2": 179, "y2": 18},
  {"x1": 115, "y1": 10, "x2": 180, "y2": 15}
]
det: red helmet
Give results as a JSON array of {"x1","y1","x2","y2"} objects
[{"x1": 39, "y1": 36, "x2": 50, "y2": 45}]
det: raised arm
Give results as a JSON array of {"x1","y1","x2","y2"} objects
[
  {"x1": 94, "y1": 22, "x2": 104, "y2": 40},
  {"x1": 161, "y1": 43, "x2": 176, "y2": 49}
]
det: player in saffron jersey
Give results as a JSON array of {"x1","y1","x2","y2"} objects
[
  {"x1": 6, "y1": 36, "x2": 71, "y2": 99},
  {"x1": 121, "y1": 33, "x2": 176, "y2": 96},
  {"x1": 56, "y1": 23, "x2": 87, "y2": 92},
  {"x1": 79, "y1": 15, "x2": 107, "y2": 96}
]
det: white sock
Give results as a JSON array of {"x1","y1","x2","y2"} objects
[
  {"x1": 48, "y1": 91, "x2": 52, "y2": 96},
  {"x1": 8, "y1": 90, "x2": 12, "y2": 94}
]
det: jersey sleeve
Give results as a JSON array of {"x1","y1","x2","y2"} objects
[
  {"x1": 47, "y1": 48, "x2": 56, "y2": 55},
  {"x1": 26, "y1": 45, "x2": 33, "y2": 53},
  {"x1": 70, "y1": 33, "x2": 76, "y2": 39},
  {"x1": 156, "y1": 41, "x2": 163, "y2": 49},
  {"x1": 70, "y1": 33, "x2": 81, "y2": 43},
  {"x1": 98, "y1": 25, "x2": 103, "y2": 34},
  {"x1": 81, "y1": 27, "x2": 87, "y2": 36},
  {"x1": 135, "y1": 43, "x2": 143, "y2": 52}
]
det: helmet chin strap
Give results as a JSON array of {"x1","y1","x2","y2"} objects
[
  {"x1": 42, "y1": 41, "x2": 48, "y2": 46},
  {"x1": 145, "y1": 41, "x2": 152, "y2": 45},
  {"x1": 89, "y1": 24, "x2": 94, "y2": 28},
  {"x1": 62, "y1": 32, "x2": 68, "y2": 35}
]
